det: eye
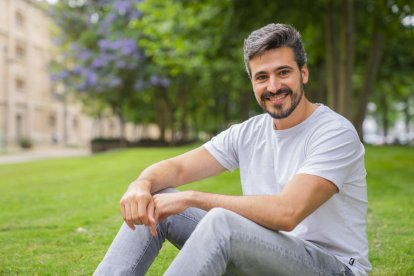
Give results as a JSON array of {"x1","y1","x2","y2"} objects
[
  {"x1": 255, "y1": 74, "x2": 268, "y2": 82},
  {"x1": 279, "y1": 70, "x2": 290, "y2": 77}
]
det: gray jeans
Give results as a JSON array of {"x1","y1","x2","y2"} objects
[{"x1": 94, "y1": 190, "x2": 354, "y2": 276}]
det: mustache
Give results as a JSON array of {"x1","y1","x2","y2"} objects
[{"x1": 261, "y1": 87, "x2": 293, "y2": 101}]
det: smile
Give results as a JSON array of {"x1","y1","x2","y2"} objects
[
  {"x1": 265, "y1": 91, "x2": 290, "y2": 104},
  {"x1": 266, "y1": 93, "x2": 288, "y2": 101}
]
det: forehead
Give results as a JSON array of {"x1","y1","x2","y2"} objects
[{"x1": 249, "y1": 47, "x2": 297, "y2": 75}]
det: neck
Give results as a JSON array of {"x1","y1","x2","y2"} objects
[{"x1": 273, "y1": 97, "x2": 317, "y2": 130}]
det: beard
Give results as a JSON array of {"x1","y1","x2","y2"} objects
[{"x1": 259, "y1": 84, "x2": 304, "y2": 119}]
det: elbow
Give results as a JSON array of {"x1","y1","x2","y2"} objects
[
  {"x1": 279, "y1": 219, "x2": 298, "y2": 232},
  {"x1": 274, "y1": 210, "x2": 302, "y2": 232}
]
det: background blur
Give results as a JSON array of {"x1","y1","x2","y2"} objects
[{"x1": 0, "y1": 0, "x2": 413, "y2": 154}]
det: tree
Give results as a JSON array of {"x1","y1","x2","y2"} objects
[{"x1": 49, "y1": 0, "x2": 147, "y2": 144}]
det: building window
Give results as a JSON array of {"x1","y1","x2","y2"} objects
[
  {"x1": 73, "y1": 117, "x2": 79, "y2": 129},
  {"x1": 16, "y1": 11, "x2": 25, "y2": 27},
  {"x1": 15, "y1": 44, "x2": 26, "y2": 59},
  {"x1": 15, "y1": 78, "x2": 25, "y2": 92},
  {"x1": 49, "y1": 115, "x2": 56, "y2": 128}
]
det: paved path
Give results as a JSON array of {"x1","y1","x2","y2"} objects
[{"x1": 0, "y1": 148, "x2": 90, "y2": 165}]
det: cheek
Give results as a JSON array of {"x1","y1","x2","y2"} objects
[{"x1": 252, "y1": 87, "x2": 262, "y2": 101}]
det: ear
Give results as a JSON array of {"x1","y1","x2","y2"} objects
[{"x1": 301, "y1": 64, "x2": 309, "y2": 84}]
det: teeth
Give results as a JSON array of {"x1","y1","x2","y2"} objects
[{"x1": 268, "y1": 94, "x2": 286, "y2": 100}]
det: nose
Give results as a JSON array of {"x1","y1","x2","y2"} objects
[{"x1": 267, "y1": 75, "x2": 281, "y2": 93}]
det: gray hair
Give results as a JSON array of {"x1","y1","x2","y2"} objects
[{"x1": 243, "y1": 23, "x2": 307, "y2": 78}]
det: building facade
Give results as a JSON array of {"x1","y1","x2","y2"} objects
[{"x1": 0, "y1": 0, "x2": 159, "y2": 151}]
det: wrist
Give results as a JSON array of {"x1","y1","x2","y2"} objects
[
  {"x1": 183, "y1": 190, "x2": 200, "y2": 209},
  {"x1": 130, "y1": 178, "x2": 152, "y2": 193}
]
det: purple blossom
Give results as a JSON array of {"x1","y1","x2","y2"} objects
[
  {"x1": 52, "y1": 36, "x2": 64, "y2": 46},
  {"x1": 108, "y1": 76, "x2": 121, "y2": 88},
  {"x1": 92, "y1": 55, "x2": 109, "y2": 68},
  {"x1": 149, "y1": 75, "x2": 170, "y2": 88},
  {"x1": 127, "y1": 8, "x2": 141, "y2": 20},
  {"x1": 50, "y1": 70, "x2": 69, "y2": 82},
  {"x1": 113, "y1": 0, "x2": 131, "y2": 15},
  {"x1": 78, "y1": 50, "x2": 91, "y2": 62},
  {"x1": 83, "y1": 69, "x2": 98, "y2": 86},
  {"x1": 72, "y1": 65, "x2": 82, "y2": 75},
  {"x1": 160, "y1": 78, "x2": 170, "y2": 88},
  {"x1": 134, "y1": 79, "x2": 144, "y2": 91},
  {"x1": 120, "y1": 40, "x2": 137, "y2": 55},
  {"x1": 70, "y1": 43, "x2": 81, "y2": 52},
  {"x1": 115, "y1": 60, "x2": 127, "y2": 69},
  {"x1": 105, "y1": 12, "x2": 117, "y2": 24}
]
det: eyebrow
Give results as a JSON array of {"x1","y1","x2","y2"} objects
[{"x1": 252, "y1": 65, "x2": 294, "y2": 79}]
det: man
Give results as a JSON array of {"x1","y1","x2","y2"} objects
[{"x1": 95, "y1": 23, "x2": 371, "y2": 276}]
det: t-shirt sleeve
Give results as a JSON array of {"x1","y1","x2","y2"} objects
[
  {"x1": 203, "y1": 125, "x2": 240, "y2": 172},
  {"x1": 297, "y1": 127, "x2": 365, "y2": 190}
]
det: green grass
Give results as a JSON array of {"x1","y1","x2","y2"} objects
[{"x1": 0, "y1": 145, "x2": 413, "y2": 275}]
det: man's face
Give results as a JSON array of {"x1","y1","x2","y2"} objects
[{"x1": 249, "y1": 47, "x2": 308, "y2": 120}]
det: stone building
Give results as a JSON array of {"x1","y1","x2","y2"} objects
[{"x1": 0, "y1": 0, "x2": 159, "y2": 151}]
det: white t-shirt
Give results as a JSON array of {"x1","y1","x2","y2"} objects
[{"x1": 204, "y1": 105, "x2": 371, "y2": 275}]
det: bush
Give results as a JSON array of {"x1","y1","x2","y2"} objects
[
  {"x1": 90, "y1": 137, "x2": 200, "y2": 153},
  {"x1": 19, "y1": 137, "x2": 33, "y2": 149},
  {"x1": 90, "y1": 138, "x2": 125, "y2": 153}
]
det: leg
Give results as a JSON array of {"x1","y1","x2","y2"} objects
[
  {"x1": 164, "y1": 208, "x2": 353, "y2": 276},
  {"x1": 94, "y1": 189, "x2": 206, "y2": 276}
]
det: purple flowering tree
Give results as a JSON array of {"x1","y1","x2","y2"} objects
[{"x1": 49, "y1": 0, "x2": 153, "y2": 144}]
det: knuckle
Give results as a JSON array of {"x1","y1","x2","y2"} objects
[{"x1": 138, "y1": 213, "x2": 146, "y2": 221}]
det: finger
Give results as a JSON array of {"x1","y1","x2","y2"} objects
[
  {"x1": 120, "y1": 201, "x2": 134, "y2": 230},
  {"x1": 130, "y1": 201, "x2": 140, "y2": 225},
  {"x1": 147, "y1": 200, "x2": 157, "y2": 237},
  {"x1": 120, "y1": 202, "x2": 127, "y2": 220},
  {"x1": 124, "y1": 202, "x2": 135, "y2": 230},
  {"x1": 138, "y1": 197, "x2": 149, "y2": 226}
]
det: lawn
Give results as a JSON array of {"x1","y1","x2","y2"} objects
[{"x1": 0, "y1": 145, "x2": 413, "y2": 275}]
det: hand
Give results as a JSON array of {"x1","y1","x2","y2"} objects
[
  {"x1": 153, "y1": 192, "x2": 190, "y2": 222},
  {"x1": 119, "y1": 181, "x2": 157, "y2": 236}
]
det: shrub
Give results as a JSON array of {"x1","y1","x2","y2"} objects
[{"x1": 19, "y1": 137, "x2": 33, "y2": 149}]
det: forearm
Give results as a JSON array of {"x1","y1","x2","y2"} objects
[
  {"x1": 132, "y1": 159, "x2": 181, "y2": 193},
  {"x1": 185, "y1": 191, "x2": 297, "y2": 231},
  {"x1": 130, "y1": 147, "x2": 225, "y2": 194}
]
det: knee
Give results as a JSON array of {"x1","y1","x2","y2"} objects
[{"x1": 198, "y1": 208, "x2": 236, "y2": 233}]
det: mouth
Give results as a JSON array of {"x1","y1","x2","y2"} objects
[{"x1": 262, "y1": 89, "x2": 292, "y2": 104}]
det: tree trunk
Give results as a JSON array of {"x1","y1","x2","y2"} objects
[
  {"x1": 154, "y1": 87, "x2": 167, "y2": 142},
  {"x1": 178, "y1": 84, "x2": 189, "y2": 142},
  {"x1": 239, "y1": 91, "x2": 250, "y2": 122},
  {"x1": 223, "y1": 92, "x2": 230, "y2": 125},
  {"x1": 325, "y1": 0, "x2": 340, "y2": 111},
  {"x1": 353, "y1": 29, "x2": 384, "y2": 140},
  {"x1": 380, "y1": 93, "x2": 389, "y2": 143},
  {"x1": 337, "y1": 0, "x2": 354, "y2": 119},
  {"x1": 115, "y1": 108, "x2": 127, "y2": 148},
  {"x1": 403, "y1": 96, "x2": 411, "y2": 136}
]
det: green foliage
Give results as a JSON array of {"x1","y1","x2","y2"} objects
[
  {"x1": 49, "y1": 0, "x2": 414, "y2": 142},
  {"x1": 0, "y1": 146, "x2": 413, "y2": 274},
  {"x1": 18, "y1": 137, "x2": 33, "y2": 149}
]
